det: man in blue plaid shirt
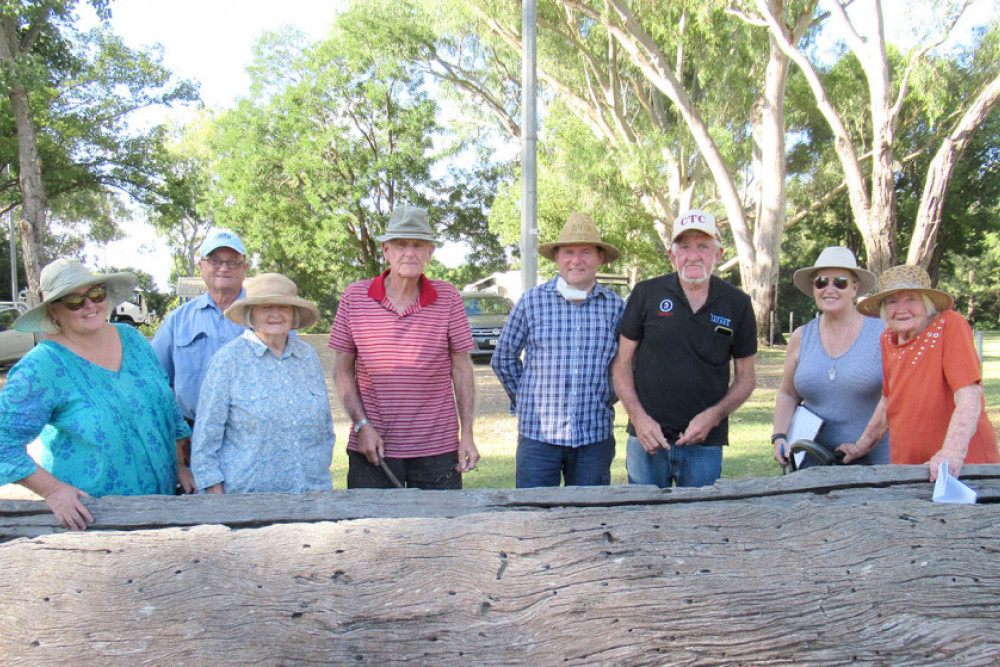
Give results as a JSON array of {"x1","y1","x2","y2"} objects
[{"x1": 492, "y1": 212, "x2": 625, "y2": 488}]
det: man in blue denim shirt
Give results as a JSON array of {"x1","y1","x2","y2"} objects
[
  {"x1": 492, "y1": 212, "x2": 625, "y2": 488},
  {"x1": 152, "y1": 230, "x2": 248, "y2": 490}
]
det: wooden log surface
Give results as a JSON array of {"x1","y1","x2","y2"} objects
[{"x1": 2, "y1": 466, "x2": 999, "y2": 665}]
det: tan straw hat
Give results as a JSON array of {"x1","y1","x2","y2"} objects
[
  {"x1": 856, "y1": 264, "x2": 955, "y2": 318},
  {"x1": 537, "y1": 212, "x2": 621, "y2": 263},
  {"x1": 792, "y1": 246, "x2": 876, "y2": 296},
  {"x1": 224, "y1": 273, "x2": 320, "y2": 330},
  {"x1": 14, "y1": 258, "x2": 137, "y2": 333}
]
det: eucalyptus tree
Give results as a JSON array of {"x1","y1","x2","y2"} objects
[
  {"x1": 748, "y1": 0, "x2": 1000, "y2": 274},
  {"x1": 0, "y1": 1, "x2": 197, "y2": 296},
  {"x1": 425, "y1": 0, "x2": 821, "y2": 338}
]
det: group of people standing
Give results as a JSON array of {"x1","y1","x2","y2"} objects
[
  {"x1": 771, "y1": 248, "x2": 999, "y2": 479},
  {"x1": 493, "y1": 210, "x2": 757, "y2": 489},
  {"x1": 0, "y1": 204, "x2": 996, "y2": 529}
]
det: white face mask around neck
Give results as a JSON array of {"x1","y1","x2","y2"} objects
[{"x1": 556, "y1": 276, "x2": 591, "y2": 302}]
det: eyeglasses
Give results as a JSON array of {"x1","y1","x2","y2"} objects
[
  {"x1": 57, "y1": 286, "x2": 107, "y2": 310},
  {"x1": 202, "y1": 257, "x2": 245, "y2": 270},
  {"x1": 813, "y1": 275, "x2": 851, "y2": 290}
]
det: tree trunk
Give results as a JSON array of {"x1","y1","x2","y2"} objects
[
  {"x1": 8, "y1": 83, "x2": 48, "y2": 301},
  {"x1": 906, "y1": 73, "x2": 1000, "y2": 270}
]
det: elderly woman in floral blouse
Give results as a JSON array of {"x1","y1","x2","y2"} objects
[{"x1": 191, "y1": 273, "x2": 334, "y2": 493}]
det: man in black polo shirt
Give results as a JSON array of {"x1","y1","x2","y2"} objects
[{"x1": 612, "y1": 210, "x2": 757, "y2": 487}]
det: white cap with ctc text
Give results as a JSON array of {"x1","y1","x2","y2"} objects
[{"x1": 671, "y1": 209, "x2": 721, "y2": 243}]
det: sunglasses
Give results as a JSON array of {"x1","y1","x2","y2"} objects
[
  {"x1": 57, "y1": 285, "x2": 108, "y2": 310},
  {"x1": 813, "y1": 275, "x2": 851, "y2": 291}
]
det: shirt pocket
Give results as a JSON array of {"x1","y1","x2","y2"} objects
[
  {"x1": 692, "y1": 321, "x2": 734, "y2": 368},
  {"x1": 177, "y1": 331, "x2": 208, "y2": 371}
]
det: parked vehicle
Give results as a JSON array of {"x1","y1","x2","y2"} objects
[
  {"x1": 0, "y1": 301, "x2": 34, "y2": 367},
  {"x1": 461, "y1": 292, "x2": 514, "y2": 360},
  {"x1": 111, "y1": 288, "x2": 153, "y2": 326}
]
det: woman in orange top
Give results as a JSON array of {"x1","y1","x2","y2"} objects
[{"x1": 839, "y1": 265, "x2": 999, "y2": 480}]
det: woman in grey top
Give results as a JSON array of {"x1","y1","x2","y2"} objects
[{"x1": 772, "y1": 247, "x2": 889, "y2": 468}]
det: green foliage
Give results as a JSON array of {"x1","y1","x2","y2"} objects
[
  {"x1": 203, "y1": 0, "x2": 506, "y2": 319},
  {"x1": 0, "y1": 3, "x2": 198, "y2": 270}
]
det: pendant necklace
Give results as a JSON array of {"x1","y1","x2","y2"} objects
[{"x1": 826, "y1": 321, "x2": 850, "y2": 382}]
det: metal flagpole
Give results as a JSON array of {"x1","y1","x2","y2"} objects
[{"x1": 520, "y1": 0, "x2": 537, "y2": 293}]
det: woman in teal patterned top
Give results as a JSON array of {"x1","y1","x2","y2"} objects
[{"x1": 0, "y1": 259, "x2": 191, "y2": 530}]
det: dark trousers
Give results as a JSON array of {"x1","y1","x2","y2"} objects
[{"x1": 347, "y1": 450, "x2": 462, "y2": 490}]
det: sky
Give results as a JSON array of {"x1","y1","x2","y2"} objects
[{"x1": 82, "y1": 0, "x2": 349, "y2": 289}]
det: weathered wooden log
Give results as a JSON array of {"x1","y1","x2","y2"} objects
[{"x1": 2, "y1": 466, "x2": 999, "y2": 665}]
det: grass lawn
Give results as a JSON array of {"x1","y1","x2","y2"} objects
[{"x1": 331, "y1": 331, "x2": 1000, "y2": 489}]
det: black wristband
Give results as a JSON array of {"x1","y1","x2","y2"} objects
[{"x1": 771, "y1": 432, "x2": 787, "y2": 443}]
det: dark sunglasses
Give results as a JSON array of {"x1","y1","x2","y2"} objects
[
  {"x1": 813, "y1": 275, "x2": 851, "y2": 291},
  {"x1": 57, "y1": 285, "x2": 108, "y2": 310}
]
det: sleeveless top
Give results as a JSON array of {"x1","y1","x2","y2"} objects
[{"x1": 794, "y1": 315, "x2": 890, "y2": 464}]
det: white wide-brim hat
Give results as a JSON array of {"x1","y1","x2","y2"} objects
[
  {"x1": 14, "y1": 259, "x2": 137, "y2": 333},
  {"x1": 224, "y1": 273, "x2": 320, "y2": 330},
  {"x1": 792, "y1": 246, "x2": 877, "y2": 296}
]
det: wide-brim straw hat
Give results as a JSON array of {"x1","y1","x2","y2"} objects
[
  {"x1": 224, "y1": 273, "x2": 320, "y2": 330},
  {"x1": 14, "y1": 259, "x2": 137, "y2": 333},
  {"x1": 856, "y1": 264, "x2": 955, "y2": 318},
  {"x1": 792, "y1": 246, "x2": 877, "y2": 296},
  {"x1": 537, "y1": 212, "x2": 621, "y2": 263},
  {"x1": 376, "y1": 205, "x2": 436, "y2": 243}
]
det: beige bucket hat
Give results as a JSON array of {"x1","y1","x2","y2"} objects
[
  {"x1": 14, "y1": 259, "x2": 137, "y2": 333},
  {"x1": 224, "y1": 273, "x2": 320, "y2": 330},
  {"x1": 537, "y1": 212, "x2": 621, "y2": 263},
  {"x1": 792, "y1": 246, "x2": 876, "y2": 296},
  {"x1": 856, "y1": 264, "x2": 955, "y2": 318}
]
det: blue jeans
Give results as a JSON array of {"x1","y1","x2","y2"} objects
[
  {"x1": 625, "y1": 435, "x2": 722, "y2": 488},
  {"x1": 515, "y1": 435, "x2": 616, "y2": 488}
]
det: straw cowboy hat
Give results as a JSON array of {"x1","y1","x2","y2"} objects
[
  {"x1": 14, "y1": 259, "x2": 137, "y2": 334},
  {"x1": 224, "y1": 273, "x2": 320, "y2": 330},
  {"x1": 856, "y1": 264, "x2": 955, "y2": 318},
  {"x1": 792, "y1": 246, "x2": 877, "y2": 297},
  {"x1": 376, "y1": 205, "x2": 437, "y2": 243},
  {"x1": 537, "y1": 212, "x2": 621, "y2": 263}
]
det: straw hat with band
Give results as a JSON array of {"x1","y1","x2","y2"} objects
[
  {"x1": 224, "y1": 273, "x2": 320, "y2": 331},
  {"x1": 792, "y1": 246, "x2": 876, "y2": 297},
  {"x1": 537, "y1": 212, "x2": 621, "y2": 263},
  {"x1": 15, "y1": 259, "x2": 137, "y2": 334},
  {"x1": 856, "y1": 264, "x2": 954, "y2": 318}
]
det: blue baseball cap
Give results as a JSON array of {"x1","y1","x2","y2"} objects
[{"x1": 199, "y1": 229, "x2": 246, "y2": 257}]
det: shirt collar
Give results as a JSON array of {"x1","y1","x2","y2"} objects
[
  {"x1": 367, "y1": 270, "x2": 438, "y2": 307},
  {"x1": 241, "y1": 329, "x2": 298, "y2": 360},
  {"x1": 196, "y1": 287, "x2": 247, "y2": 311}
]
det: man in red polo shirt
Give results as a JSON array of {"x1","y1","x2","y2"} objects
[{"x1": 330, "y1": 205, "x2": 479, "y2": 488}]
